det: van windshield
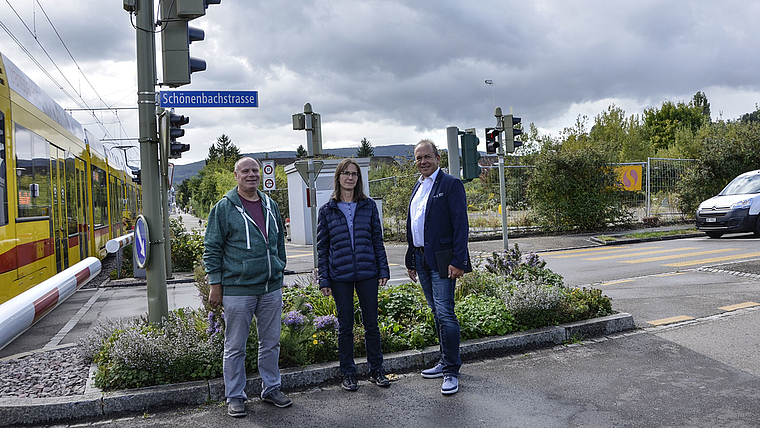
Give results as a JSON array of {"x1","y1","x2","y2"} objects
[{"x1": 721, "y1": 174, "x2": 760, "y2": 195}]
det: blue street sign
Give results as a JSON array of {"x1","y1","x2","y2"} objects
[
  {"x1": 159, "y1": 91, "x2": 258, "y2": 108},
  {"x1": 134, "y1": 215, "x2": 150, "y2": 269}
]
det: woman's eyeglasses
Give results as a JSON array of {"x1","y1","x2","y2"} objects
[{"x1": 340, "y1": 172, "x2": 359, "y2": 178}]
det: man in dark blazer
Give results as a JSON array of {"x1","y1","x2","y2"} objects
[{"x1": 405, "y1": 139, "x2": 470, "y2": 395}]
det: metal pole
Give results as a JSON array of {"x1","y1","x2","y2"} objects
[
  {"x1": 304, "y1": 104, "x2": 318, "y2": 269},
  {"x1": 646, "y1": 157, "x2": 651, "y2": 218},
  {"x1": 446, "y1": 126, "x2": 460, "y2": 179},
  {"x1": 135, "y1": 0, "x2": 168, "y2": 323},
  {"x1": 495, "y1": 107, "x2": 508, "y2": 250},
  {"x1": 160, "y1": 146, "x2": 173, "y2": 279}
]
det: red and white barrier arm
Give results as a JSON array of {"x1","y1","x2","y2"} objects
[
  {"x1": 106, "y1": 232, "x2": 134, "y2": 254},
  {"x1": 0, "y1": 257, "x2": 101, "y2": 351}
]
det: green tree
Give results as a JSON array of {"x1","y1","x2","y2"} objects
[
  {"x1": 644, "y1": 100, "x2": 705, "y2": 153},
  {"x1": 206, "y1": 134, "x2": 241, "y2": 170},
  {"x1": 296, "y1": 145, "x2": 307, "y2": 158},
  {"x1": 692, "y1": 91, "x2": 711, "y2": 119},
  {"x1": 677, "y1": 120, "x2": 760, "y2": 214},
  {"x1": 356, "y1": 138, "x2": 374, "y2": 157}
]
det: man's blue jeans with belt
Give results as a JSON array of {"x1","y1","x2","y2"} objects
[{"x1": 415, "y1": 249, "x2": 461, "y2": 376}]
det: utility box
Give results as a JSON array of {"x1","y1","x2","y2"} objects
[{"x1": 285, "y1": 158, "x2": 377, "y2": 245}]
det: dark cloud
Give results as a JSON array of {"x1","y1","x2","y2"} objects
[{"x1": 2, "y1": 0, "x2": 760, "y2": 165}]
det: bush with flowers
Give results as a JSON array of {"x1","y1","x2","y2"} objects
[{"x1": 79, "y1": 245, "x2": 612, "y2": 391}]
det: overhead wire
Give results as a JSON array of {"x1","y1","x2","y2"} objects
[{"x1": 1, "y1": 0, "x2": 136, "y2": 156}]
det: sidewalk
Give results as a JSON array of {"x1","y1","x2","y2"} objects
[{"x1": 0, "y1": 224, "x2": 706, "y2": 426}]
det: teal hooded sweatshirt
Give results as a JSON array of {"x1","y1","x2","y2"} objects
[{"x1": 203, "y1": 187, "x2": 287, "y2": 295}]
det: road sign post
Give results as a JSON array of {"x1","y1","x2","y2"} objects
[{"x1": 262, "y1": 160, "x2": 276, "y2": 191}]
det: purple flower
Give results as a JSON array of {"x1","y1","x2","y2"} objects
[
  {"x1": 313, "y1": 314, "x2": 339, "y2": 331},
  {"x1": 302, "y1": 302, "x2": 313, "y2": 313},
  {"x1": 283, "y1": 310, "x2": 308, "y2": 327}
]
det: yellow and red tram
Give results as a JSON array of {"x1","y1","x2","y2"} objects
[{"x1": 0, "y1": 52, "x2": 139, "y2": 304}]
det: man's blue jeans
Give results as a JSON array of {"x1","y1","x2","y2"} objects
[
  {"x1": 331, "y1": 277, "x2": 383, "y2": 375},
  {"x1": 415, "y1": 249, "x2": 461, "y2": 376},
  {"x1": 222, "y1": 289, "x2": 283, "y2": 401}
]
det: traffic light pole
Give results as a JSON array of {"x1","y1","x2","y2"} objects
[
  {"x1": 495, "y1": 107, "x2": 508, "y2": 250},
  {"x1": 304, "y1": 105, "x2": 319, "y2": 268},
  {"x1": 134, "y1": 0, "x2": 169, "y2": 323}
]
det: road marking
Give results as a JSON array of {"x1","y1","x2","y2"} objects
[
  {"x1": 619, "y1": 248, "x2": 739, "y2": 263},
  {"x1": 663, "y1": 251, "x2": 760, "y2": 267},
  {"x1": 602, "y1": 278, "x2": 636, "y2": 285},
  {"x1": 655, "y1": 272, "x2": 687, "y2": 277},
  {"x1": 44, "y1": 288, "x2": 105, "y2": 350},
  {"x1": 647, "y1": 315, "x2": 694, "y2": 326},
  {"x1": 286, "y1": 252, "x2": 313, "y2": 259},
  {"x1": 545, "y1": 246, "x2": 662, "y2": 258},
  {"x1": 583, "y1": 247, "x2": 699, "y2": 261},
  {"x1": 718, "y1": 301, "x2": 760, "y2": 311}
]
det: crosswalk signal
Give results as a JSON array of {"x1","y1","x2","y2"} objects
[
  {"x1": 485, "y1": 127, "x2": 500, "y2": 154},
  {"x1": 460, "y1": 129, "x2": 482, "y2": 182},
  {"x1": 159, "y1": 0, "x2": 221, "y2": 87},
  {"x1": 504, "y1": 114, "x2": 523, "y2": 153}
]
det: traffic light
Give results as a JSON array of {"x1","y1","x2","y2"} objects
[
  {"x1": 169, "y1": 113, "x2": 190, "y2": 158},
  {"x1": 159, "y1": 0, "x2": 221, "y2": 87},
  {"x1": 485, "y1": 127, "x2": 500, "y2": 154},
  {"x1": 460, "y1": 130, "x2": 481, "y2": 182},
  {"x1": 504, "y1": 114, "x2": 523, "y2": 153},
  {"x1": 132, "y1": 169, "x2": 141, "y2": 185}
]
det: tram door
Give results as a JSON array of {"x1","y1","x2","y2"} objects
[
  {"x1": 75, "y1": 157, "x2": 89, "y2": 259},
  {"x1": 50, "y1": 145, "x2": 68, "y2": 272},
  {"x1": 65, "y1": 154, "x2": 84, "y2": 265}
]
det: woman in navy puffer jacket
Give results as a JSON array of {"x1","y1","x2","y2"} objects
[{"x1": 317, "y1": 158, "x2": 390, "y2": 392}]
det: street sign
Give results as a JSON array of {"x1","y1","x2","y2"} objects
[
  {"x1": 294, "y1": 160, "x2": 324, "y2": 184},
  {"x1": 134, "y1": 215, "x2": 150, "y2": 269},
  {"x1": 159, "y1": 90, "x2": 258, "y2": 108},
  {"x1": 262, "y1": 160, "x2": 276, "y2": 191}
]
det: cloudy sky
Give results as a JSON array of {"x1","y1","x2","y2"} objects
[{"x1": 1, "y1": 0, "x2": 759, "y2": 166}]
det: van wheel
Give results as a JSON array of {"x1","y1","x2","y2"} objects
[{"x1": 706, "y1": 231, "x2": 723, "y2": 238}]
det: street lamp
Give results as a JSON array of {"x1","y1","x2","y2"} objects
[{"x1": 485, "y1": 79, "x2": 494, "y2": 113}]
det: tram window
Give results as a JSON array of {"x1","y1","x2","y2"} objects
[
  {"x1": 91, "y1": 165, "x2": 108, "y2": 227},
  {"x1": 66, "y1": 156, "x2": 77, "y2": 236},
  {"x1": 0, "y1": 111, "x2": 6, "y2": 226},
  {"x1": 15, "y1": 125, "x2": 50, "y2": 218}
]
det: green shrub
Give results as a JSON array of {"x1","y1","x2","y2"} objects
[
  {"x1": 170, "y1": 217, "x2": 205, "y2": 272},
  {"x1": 528, "y1": 149, "x2": 632, "y2": 232},
  {"x1": 82, "y1": 245, "x2": 613, "y2": 391},
  {"x1": 456, "y1": 295, "x2": 516, "y2": 340}
]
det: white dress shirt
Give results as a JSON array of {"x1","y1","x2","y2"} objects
[{"x1": 409, "y1": 168, "x2": 440, "y2": 248}]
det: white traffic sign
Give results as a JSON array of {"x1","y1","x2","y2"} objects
[{"x1": 262, "y1": 160, "x2": 276, "y2": 191}]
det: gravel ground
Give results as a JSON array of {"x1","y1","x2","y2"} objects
[{"x1": 0, "y1": 347, "x2": 88, "y2": 398}]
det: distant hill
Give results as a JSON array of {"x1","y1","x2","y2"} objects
[{"x1": 171, "y1": 144, "x2": 416, "y2": 185}]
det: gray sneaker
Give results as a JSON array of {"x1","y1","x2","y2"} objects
[
  {"x1": 421, "y1": 362, "x2": 445, "y2": 378},
  {"x1": 227, "y1": 398, "x2": 246, "y2": 417},
  {"x1": 262, "y1": 388, "x2": 292, "y2": 408},
  {"x1": 441, "y1": 375, "x2": 459, "y2": 395}
]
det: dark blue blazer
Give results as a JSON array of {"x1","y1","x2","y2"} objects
[{"x1": 405, "y1": 169, "x2": 470, "y2": 272}]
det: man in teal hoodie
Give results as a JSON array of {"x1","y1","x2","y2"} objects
[{"x1": 203, "y1": 157, "x2": 290, "y2": 417}]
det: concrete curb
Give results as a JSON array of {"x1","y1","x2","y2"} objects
[{"x1": 0, "y1": 312, "x2": 634, "y2": 426}]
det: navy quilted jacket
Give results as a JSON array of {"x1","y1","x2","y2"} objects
[{"x1": 316, "y1": 197, "x2": 390, "y2": 289}]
